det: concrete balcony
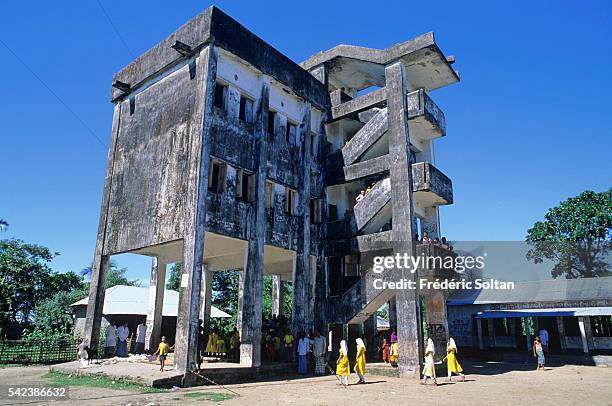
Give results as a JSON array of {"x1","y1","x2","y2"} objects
[
  {"x1": 407, "y1": 89, "x2": 446, "y2": 143},
  {"x1": 412, "y1": 161, "x2": 453, "y2": 205},
  {"x1": 416, "y1": 243, "x2": 458, "y2": 283}
]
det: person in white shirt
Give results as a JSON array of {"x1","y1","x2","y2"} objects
[
  {"x1": 297, "y1": 332, "x2": 311, "y2": 374},
  {"x1": 135, "y1": 322, "x2": 147, "y2": 354},
  {"x1": 116, "y1": 323, "x2": 130, "y2": 357},
  {"x1": 104, "y1": 322, "x2": 117, "y2": 358}
]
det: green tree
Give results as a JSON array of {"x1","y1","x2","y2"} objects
[
  {"x1": 27, "y1": 286, "x2": 87, "y2": 341},
  {"x1": 0, "y1": 239, "x2": 58, "y2": 334},
  {"x1": 526, "y1": 189, "x2": 612, "y2": 278},
  {"x1": 166, "y1": 262, "x2": 182, "y2": 291},
  {"x1": 81, "y1": 261, "x2": 140, "y2": 288}
]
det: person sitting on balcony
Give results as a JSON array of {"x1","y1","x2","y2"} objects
[
  {"x1": 355, "y1": 190, "x2": 365, "y2": 203},
  {"x1": 441, "y1": 237, "x2": 449, "y2": 249},
  {"x1": 422, "y1": 232, "x2": 431, "y2": 244},
  {"x1": 433, "y1": 237, "x2": 441, "y2": 245}
]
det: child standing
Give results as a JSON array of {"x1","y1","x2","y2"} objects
[
  {"x1": 389, "y1": 336, "x2": 399, "y2": 367},
  {"x1": 154, "y1": 336, "x2": 170, "y2": 372},
  {"x1": 381, "y1": 338, "x2": 390, "y2": 364}
]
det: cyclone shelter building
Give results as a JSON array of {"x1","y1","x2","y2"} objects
[{"x1": 83, "y1": 6, "x2": 459, "y2": 382}]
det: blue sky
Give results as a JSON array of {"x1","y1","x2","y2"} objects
[{"x1": 1, "y1": 0, "x2": 610, "y2": 284}]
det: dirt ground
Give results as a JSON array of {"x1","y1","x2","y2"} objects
[{"x1": 1, "y1": 360, "x2": 611, "y2": 406}]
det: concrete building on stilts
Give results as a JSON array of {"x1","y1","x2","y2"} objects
[{"x1": 82, "y1": 5, "x2": 459, "y2": 383}]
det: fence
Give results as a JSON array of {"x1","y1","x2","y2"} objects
[{"x1": 0, "y1": 339, "x2": 80, "y2": 365}]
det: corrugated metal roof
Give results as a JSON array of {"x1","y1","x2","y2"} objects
[
  {"x1": 448, "y1": 277, "x2": 612, "y2": 305},
  {"x1": 475, "y1": 307, "x2": 612, "y2": 318},
  {"x1": 70, "y1": 285, "x2": 231, "y2": 318}
]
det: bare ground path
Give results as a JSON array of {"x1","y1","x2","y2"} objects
[{"x1": 0, "y1": 361, "x2": 611, "y2": 406}]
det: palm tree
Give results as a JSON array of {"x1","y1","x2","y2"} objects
[{"x1": 0, "y1": 219, "x2": 8, "y2": 232}]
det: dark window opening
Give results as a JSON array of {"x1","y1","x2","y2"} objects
[
  {"x1": 213, "y1": 83, "x2": 227, "y2": 111},
  {"x1": 286, "y1": 122, "x2": 297, "y2": 145},
  {"x1": 208, "y1": 160, "x2": 226, "y2": 193},
  {"x1": 285, "y1": 188, "x2": 298, "y2": 215},
  {"x1": 239, "y1": 96, "x2": 254, "y2": 123},
  {"x1": 236, "y1": 169, "x2": 255, "y2": 202},
  {"x1": 268, "y1": 111, "x2": 276, "y2": 135},
  {"x1": 328, "y1": 204, "x2": 338, "y2": 221},
  {"x1": 310, "y1": 199, "x2": 322, "y2": 224}
]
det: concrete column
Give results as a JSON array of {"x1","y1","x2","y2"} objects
[
  {"x1": 388, "y1": 297, "x2": 397, "y2": 332},
  {"x1": 477, "y1": 318, "x2": 484, "y2": 350},
  {"x1": 424, "y1": 291, "x2": 448, "y2": 361},
  {"x1": 363, "y1": 314, "x2": 378, "y2": 360},
  {"x1": 145, "y1": 258, "x2": 167, "y2": 352},
  {"x1": 523, "y1": 318, "x2": 531, "y2": 353},
  {"x1": 83, "y1": 255, "x2": 110, "y2": 353},
  {"x1": 174, "y1": 45, "x2": 217, "y2": 378},
  {"x1": 583, "y1": 316, "x2": 595, "y2": 351},
  {"x1": 508, "y1": 318, "x2": 517, "y2": 349},
  {"x1": 271, "y1": 275, "x2": 284, "y2": 317},
  {"x1": 556, "y1": 316, "x2": 567, "y2": 350},
  {"x1": 578, "y1": 316, "x2": 590, "y2": 354},
  {"x1": 487, "y1": 318, "x2": 495, "y2": 348},
  {"x1": 237, "y1": 76, "x2": 270, "y2": 367},
  {"x1": 199, "y1": 264, "x2": 213, "y2": 333},
  {"x1": 82, "y1": 102, "x2": 123, "y2": 352},
  {"x1": 420, "y1": 207, "x2": 440, "y2": 240},
  {"x1": 292, "y1": 102, "x2": 313, "y2": 335},
  {"x1": 386, "y1": 61, "x2": 423, "y2": 379}
]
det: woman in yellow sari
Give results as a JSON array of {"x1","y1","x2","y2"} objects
[
  {"x1": 389, "y1": 336, "x2": 399, "y2": 367},
  {"x1": 442, "y1": 337, "x2": 465, "y2": 382},
  {"x1": 336, "y1": 340, "x2": 350, "y2": 386},
  {"x1": 354, "y1": 338, "x2": 366, "y2": 384}
]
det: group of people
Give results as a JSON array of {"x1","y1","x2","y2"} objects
[
  {"x1": 103, "y1": 321, "x2": 147, "y2": 358},
  {"x1": 420, "y1": 231, "x2": 453, "y2": 250},
  {"x1": 335, "y1": 338, "x2": 367, "y2": 385},
  {"x1": 355, "y1": 182, "x2": 377, "y2": 203},
  {"x1": 420, "y1": 337, "x2": 465, "y2": 385},
  {"x1": 379, "y1": 330, "x2": 400, "y2": 367}
]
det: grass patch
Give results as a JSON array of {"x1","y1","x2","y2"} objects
[
  {"x1": 184, "y1": 391, "x2": 235, "y2": 402},
  {"x1": 45, "y1": 371, "x2": 164, "y2": 393}
]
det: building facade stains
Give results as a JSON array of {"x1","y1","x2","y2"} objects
[{"x1": 83, "y1": 6, "x2": 459, "y2": 382}]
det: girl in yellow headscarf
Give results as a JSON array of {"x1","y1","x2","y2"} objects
[
  {"x1": 354, "y1": 338, "x2": 366, "y2": 384},
  {"x1": 336, "y1": 340, "x2": 350, "y2": 386}
]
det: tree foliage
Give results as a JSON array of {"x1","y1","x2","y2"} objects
[
  {"x1": 0, "y1": 239, "x2": 83, "y2": 338},
  {"x1": 81, "y1": 261, "x2": 141, "y2": 288},
  {"x1": 526, "y1": 189, "x2": 612, "y2": 278},
  {"x1": 166, "y1": 262, "x2": 182, "y2": 291}
]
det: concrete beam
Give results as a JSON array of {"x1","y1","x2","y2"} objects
[{"x1": 331, "y1": 88, "x2": 386, "y2": 121}]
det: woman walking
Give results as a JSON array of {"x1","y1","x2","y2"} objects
[
  {"x1": 354, "y1": 338, "x2": 366, "y2": 384},
  {"x1": 442, "y1": 338, "x2": 465, "y2": 382},
  {"x1": 389, "y1": 335, "x2": 399, "y2": 367},
  {"x1": 336, "y1": 340, "x2": 350, "y2": 386},
  {"x1": 420, "y1": 338, "x2": 437, "y2": 386},
  {"x1": 533, "y1": 336, "x2": 545, "y2": 371}
]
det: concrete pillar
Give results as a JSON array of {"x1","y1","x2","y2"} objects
[
  {"x1": 83, "y1": 255, "x2": 110, "y2": 353},
  {"x1": 487, "y1": 318, "x2": 495, "y2": 348},
  {"x1": 508, "y1": 318, "x2": 517, "y2": 349},
  {"x1": 583, "y1": 316, "x2": 595, "y2": 351},
  {"x1": 420, "y1": 207, "x2": 440, "y2": 240},
  {"x1": 199, "y1": 264, "x2": 213, "y2": 333},
  {"x1": 174, "y1": 45, "x2": 218, "y2": 378},
  {"x1": 363, "y1": 315, "x2": 378, "y2": 360},
  {"x1": 388, "y1": 297, "x2": 397, "y2": 332},
  {"x1": 291, "y1": 102, "x2": 313, "y2": 336},
  {"x1": 556, "y1": 316, "x2": 567, "y2": 350},
  {"x1": 145, "y1": 258, "x2": 167, "y2": 352},
  {"x1": 477, "y1": 318, "x2": 484, "y2": 350},
  {"x1": 386, "y1": 61, "x2": 423, "y2": 379},
  {"x1": 578, "y1": 316, "x2": 590, "y2": 354},
  {"x1": 236, "y1": 76, "x2": 270, "y2": 367},
  {"x1": 523, "y1": 318, "x2": 531, "y2": 353},
  {"x1": 424, "y1": 291, "x2": 448, "y2": 361},
  {"x1": 271, "y1": 275, "x2": 284, "y2": 317}
]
